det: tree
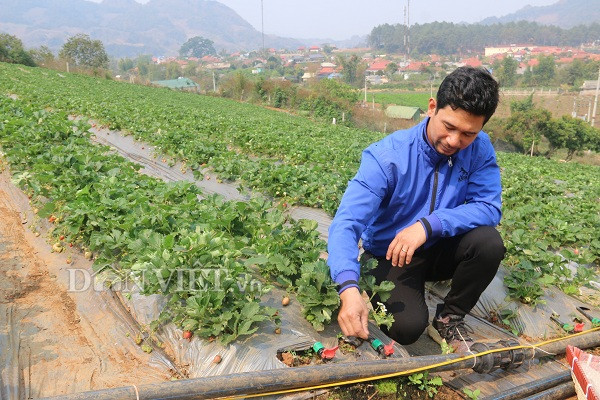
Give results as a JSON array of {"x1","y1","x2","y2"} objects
[
  {"x1": 552, "y1": 116, "x2": 600, "y2": 160},
  {"x1": 266, "y1": 55, "x2": 282, "y2": 70},
  {"x1": 322, "y1": 44, "x2": 334, "y2": 55},
  {"x1": 510, "y1": 94, "x2": 534, "y2": 113},
  {"x1": 496, "y1": 56, "x2": 518, "y2": 87},
  {"x1": 563, "y1": 58, "x2": 587, "y2": 86},
  {"x1": 532, "y1": 55, "x2": 556, "y2": 85},
  {"x1": 522, "y1": 66, "x2": 533, "y2": 86},
  {"x1": 183, "y1": 60, "x2": 198, "y2": 77},
  {"x1": 0, "y1": 33, "x2": 35, "y2": 66},
  {"x1": 367, "y1": 21, "x2": 600, "y2": 56},
  {"x1": 165, "y1": 62, "x2": 182, "y2": 80},
  {"x1": 59, "y1": 34, "x2": 108, "y2": 68},
  {"x1": 29, "y1": 45, "x2": 54, "y2": 65},
  {"x1": 179, "y1": 36, "x2": 216, "y2": 58},
  {"x1": 559, "y1": 59, "x2": 600, "y2": 87},
  {"x1": 336, "y1": 54, "x2": 366, "y2": 87},
  {"x1": 385, "y1": 62, "x2": 399, "y2": 77},
  {"x1": 118, "y1": 57, "x2": 135, "y2": 73},
  {"x1": 504, "y1": 96, "x2": 552, "y2": 154},
  {"x1": 219, "y1": 72, "x2": 253, "y2": 101}
]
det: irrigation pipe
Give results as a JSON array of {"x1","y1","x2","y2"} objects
[
  {"x1": 40, "y1": 326, "x2": 600, "y2": 400},
  {"x1": 482, "y1": 370, "x2": 572, "y2": 400},
  {"x1": 521, "y1": 381, "x2": 576, "y2": 400}
]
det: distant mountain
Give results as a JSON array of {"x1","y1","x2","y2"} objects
[
  {"x1": 480, "y1": 0, "x2": 600, "y2": 29},
  {"x1": 0, "y1": 0, "x2": 339, "y2": 57}
]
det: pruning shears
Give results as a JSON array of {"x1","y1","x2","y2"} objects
[{"x1": 576, "y1": 306, "x2": 600, "y2": 327}]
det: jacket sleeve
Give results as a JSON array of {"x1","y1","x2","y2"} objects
[
  {"x1": 327, "y1": 145, "x2": 390, "y2": 291},
  {"x1": 426, "y1": 140, "x2": 502, "y2": 238}
]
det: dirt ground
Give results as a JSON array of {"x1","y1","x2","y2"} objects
[{"x1": 0, "y1": 166, "x2": 174, "y2": 399}]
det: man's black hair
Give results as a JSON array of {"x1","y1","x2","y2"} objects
[{"x1": 436, "y1": 66, "x2": 499, "y2": 124}]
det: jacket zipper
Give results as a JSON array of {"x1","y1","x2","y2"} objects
[
  {"x1": 429, "y1": 157, "x2": 453, "y2": 213},
  {"x1": 429, "y1": 162, "x2": 440, "y2": 214}
]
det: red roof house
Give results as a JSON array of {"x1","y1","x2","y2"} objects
[
  {"x1": 367, "y1": 59, "x2": 392, "y2": 73},
  {"x1": 402, "y1": 61, "x2": 429, "y2": 71},
  {"x1": 462, "y1": 57, "x2": 482, "y2": 67}
]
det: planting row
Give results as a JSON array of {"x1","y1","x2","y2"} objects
[
  {"x1": 0, "y1": 63, "x2": 598, "y2": 306},
  {"x1": 0, "y1": 63, "x2": 384, "y2": 214},
  {"x1": 0, "y1": 96, "x2": 346, "y2": 343},
  {"x1": 499, "y1": 152, "x2": 600, "y2": 305}
]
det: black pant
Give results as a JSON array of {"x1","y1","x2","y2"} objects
[{"x1": 366, "y1": 226, "x2": 505, "y2": 345}]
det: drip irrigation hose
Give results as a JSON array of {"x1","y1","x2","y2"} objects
[
  {"x1": 521, "y1": 381, "x2": 576, "y2": 400},
  {"x1": 482, "y1": 370, "x2": 572, "y2": 400},
  {"x1": 40, "y1": 327, "x2": 600, "y2": 400}
]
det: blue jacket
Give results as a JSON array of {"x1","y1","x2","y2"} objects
[{"x1": 327, "y1": 117, "x2": 502, "y2": 291}]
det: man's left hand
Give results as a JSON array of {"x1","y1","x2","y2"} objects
[{"x1": 386, "y1": 222, "x2": 427, "y2": 267}]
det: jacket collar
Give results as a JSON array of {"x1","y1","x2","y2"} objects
[{"x1": 419, "y1": 116, "x2": 458, "y2": 167}]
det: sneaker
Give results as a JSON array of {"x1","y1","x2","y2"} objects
[{"x1": 427, "y1": 305, "x2": 474, "y2": 353}]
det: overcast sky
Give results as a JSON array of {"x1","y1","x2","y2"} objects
[{"x1": 95, "y1": 0, "x2": 559, "y2": 40}]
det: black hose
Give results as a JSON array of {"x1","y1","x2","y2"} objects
[
  {"x1": 40, "y1": 329, "x2": 600, "y2": 400},
  {"x1": 521, "y1": 381, "x2": 575, "y2": 400},
  {"x1": 39, "y1": 353, "x2": 475, "y2": 400},
  {"x1": 482, "y1": 370, "x2": 572, "y2": 400}
]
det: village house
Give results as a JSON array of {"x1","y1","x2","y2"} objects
[
  {"x1": 485, "y1": 45, "x2": 530, "y2": 57},
  {"x1": 366, "y1": 59, "x2": 393, "y2": 75},
  {"x1": 151, "y1": 77, "x2": 199, "y2": 92},
  {"x1": 385, "y1": 105, "x2": 424, "y2": 122}
]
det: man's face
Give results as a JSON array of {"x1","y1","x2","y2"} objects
[{"x1": 426, "y1": 98, "x2": 486, "y2": 156}]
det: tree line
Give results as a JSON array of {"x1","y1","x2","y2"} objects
[
  {"x1": 0, "y1": 33, "x2": 109, "y2": 70},
  {"x1": 369, "y1": 21, "x2": 600, "y2": 55},
  {"x1": 488, "y1": 95, "x2": 600, "y2": 159},
  {"x1": 492, "y1": 54, "x2": 600, "y2": 88}
]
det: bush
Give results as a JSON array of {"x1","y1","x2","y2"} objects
[{"x1": 0, "y1": 33, "x2": 36, "y2": 67}]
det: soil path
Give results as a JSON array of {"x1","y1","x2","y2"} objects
[{"x1": 0, "y1": 168, "x2": 173, "y2": 399}]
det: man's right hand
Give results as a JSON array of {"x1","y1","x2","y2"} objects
[{"x1": 337, "y1": 287, "x2": 369, "y2": 339}]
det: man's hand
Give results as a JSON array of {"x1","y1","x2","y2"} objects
[
  {"x1": 386, "y1": 222, "x2": 427, "y2": 267},
  {"x1": 338, "y1": 287, "x2": 369, "y2": 339}
]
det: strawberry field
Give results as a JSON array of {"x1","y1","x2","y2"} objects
[
  {"x1": 369, "y1": 92, "x2": 431, "y2": 110},
  {"x1": 0, "y1": 62, "x2": 599, "y2": 338}
]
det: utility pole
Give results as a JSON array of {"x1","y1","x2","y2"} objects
[
  {"x1": 261, "y1": 0, "x2": 265, "y2": 54},
  {"x1": 592, "y1": 65, "x2": 600, "y2": 127},
  {"x1": 364, "y1": 78, "x2": 367, "y2": 104},
  {"x1": 406, "y1": 0, "x2": 410, "y2": 60},
  {"x1": 403, "y1": 5, "x2": 407, "y2": 63}
]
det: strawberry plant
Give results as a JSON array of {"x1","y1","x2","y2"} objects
[
  {"x1": 295, "y1": 260, "x2": 340, "y2": 331},
  {"x1": 359, "y1": 256, "x2": 396, "y2": 328}
]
